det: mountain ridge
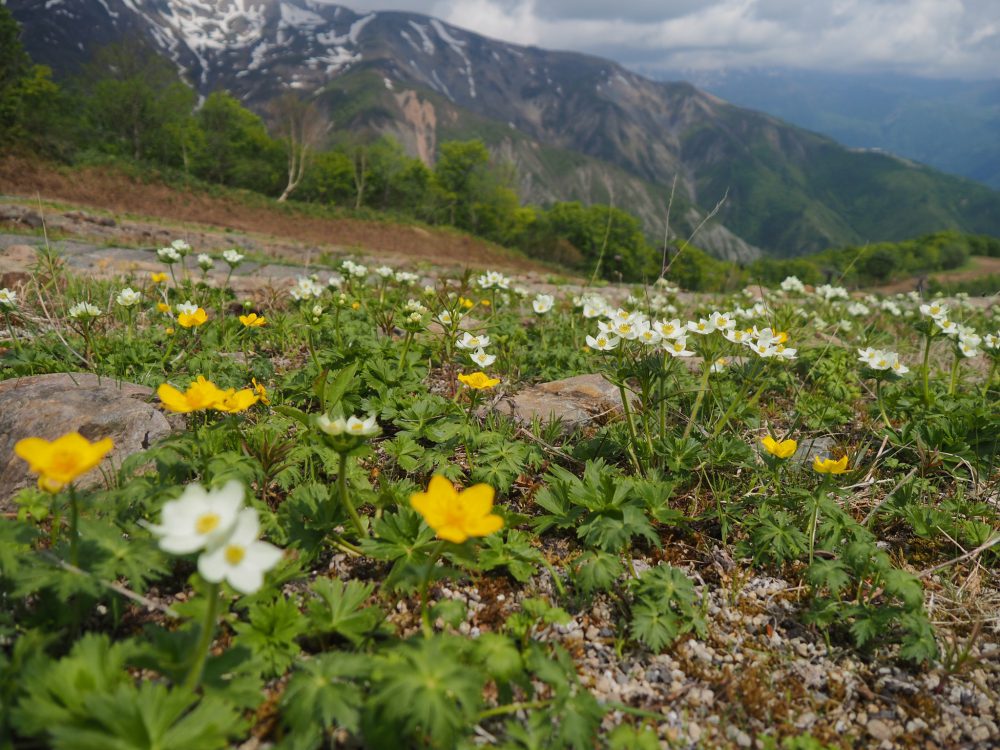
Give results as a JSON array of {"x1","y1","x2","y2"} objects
[{"x1": 9, "y1": 0, "x2": 1000, "y2": 260}]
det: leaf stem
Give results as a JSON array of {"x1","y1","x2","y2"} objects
[{"x1": 183, "y1": 581, "x2": 220, "y2": 693}]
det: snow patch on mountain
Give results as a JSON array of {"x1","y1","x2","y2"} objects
[
  {"x1": 407, "y1": 21, "x2": 435, "y2": 55},
  {"x1": 349, "y1": 13, "x2": 375, "y2": 43},
  {"x1": 429, "y1": 18, "x2": 474, "y2": 98},
  {"x1": 280, "y1": 2, "x2": 324, "y2": 28}
]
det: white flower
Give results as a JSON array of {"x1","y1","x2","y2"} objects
[
  {"x1": 847, "y1": 302, "x2": 870, "y2": 317},
  {"x1": 586, "y1": 333, "x2": 619, "y2": 351},
  {"x1": 0, "y1": 288, "x2": 18, "y2": 308},
  {"x1": 176, "y1": 301, "x2": 199, "y2": 316},
  {"x1": 316, "y1": 413, "x2": 380, "y2": 437},
  {"x1": 532, "y1": 294, "x2": 554, "y2": 314},
  {"x1": 608, "y1": 318, "x2": 640, "y2": 340},
  {"x1": 958, "y1": 340, "x2": 980, "y2": 358},
  {"x1": 68, "y1": 301, "x2": 101, "y2": 319},
  {"x1": 773, "y1": 344, "x2": 797, "y2": 361},
  {"x1": 158, "y1": 247, "x2": 181, "y2": 263},
  {"x1": 724, "y1": 328, "x2": 752, "y2": 345},
  {"x1": 654, "y1": 319, "x2": 684, "y2": 340},
  {"x1": 115, "y1": 288, "x2": 141, "y2": 307},
  {"x1": 470, "y1": 347, "x2": 496, "y2": 367},
  {"x1": 476, "y1": 270, "x2": 510, "y2": 290},
  {"x1": 935, "y1": 318, "x2": 958, "y2": 336},
  {"x1": 147, "y1": 480, "x2": 244, "y2": 554},
  {"x1": 984, "y1": 332, "x2": 999, "y2": 350},
  {"x1": 710, "y1": 311, "x2": 736, "y2": 331},
  {"x1": 749, "y1": 340, "x2": 777, "y2": 358},
  {"x1": 456, "y1": 332, "x2": 490, "y2": 350},
  {"x1": 665, "y1": 338, "x2": 694, "y2": 357},
  {"x1": 341, "y1": 260, "x2": 368, "y2": 279},
  {"x1": 311, "y1": 304, "x2": 324, "y2": 317},
  {"x1": 395, "y1": 271, "x2": 419, "y2": 285},
  {"x1": 780, "y1": 276, "x2": 805, "y2": 293},
  {"x1": 171, "y1": 239, "x2": 191, "y2": 255},
  {"x1": 815, "y1": 284, "x2": 848, "y2": 301},
  {"x1": 197, "y1": 253, "x2": 214, "y2": 270},
  {"x1": 376, "y1": 265, "x2": 395, "y2": 278},
  {"x1": 289, "y1": 277, "x2": 322, "y2": 301},
  {"x1": 222, "y1": 249, "x2": 244, "y2": 266},
  {"x1": 891, "y1": 358, "x2": 910, "y2": 375},
  {"x1": 636, "y1": 321, "x2": 662, "y2": 346},
  {"x1": 687, "y1": 318, "x2": 712, "y2": 335},
  {"x1": 710, "y1": 357, "x2": 729, "y2": 373},
  {"x1": 197, "y1": 508, "x2": 283, "y2": 594},
  {"x1": 959, "y1": 332, "x2": 982, "y2": 350},
  {"x1": 919, "y1": 302, "x2": 949, "y2": 320}
]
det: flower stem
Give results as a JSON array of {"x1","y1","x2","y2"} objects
[
  {"x1": 67, "y1": 485, "x2": 80, "y2": 568},
  {"x1": 875, "y1": 379, "x2": 891, "y2": 429},
  {"x1": 183, "y1": 581, "x2": 220, "y2": 693},
  {"x1": 807, "y1": 489, "x2": 823, "y2": 568},
  {"x1": 397, "y1": 331, "x2": 413, "y2": 369},
  {"x1": 682, "y1": 361, "x2": 712, "y2": 441},
  {"x1": 337, "y1": 452, "x2": 367, "y2": 538},
  {"x1": 921, "y1": 334, "x2": 933, "y2": 405},
  {"x1": 948, "y1": 354, "x2": 961, "y2": 396},
  {"x1": 617, "y1": 382, "x2": 644, "y2": 476},
  {"x1": 420, "y1": 540, "x2": 447, "y2": 637},
  {"x1": 477, "y1": 699, "x2": 551, "y2": 721}
]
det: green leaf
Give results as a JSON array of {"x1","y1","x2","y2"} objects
[
  {"x1": 281, "y1": 653, "x2": 370, "y2": 737},
  {"x1": 472, "y1": 633, "x2": 523, "y2": 683},
  {"x1": 476, "y1": 530, "x2": 545, "y2": 583},
  {"x1": 232, "y1": 596, "x2": 307, "y2": 678},
  {"x1": 571, "y1": 551, "x2": 624, "y2": 595},
  {"x1": 305, "y1": 578, "x2": 382, "y2": 646}
]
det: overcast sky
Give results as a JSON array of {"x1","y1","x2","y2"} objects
[{"x1": 340, "y1": 0, "x2": 1000, "y2": 79}]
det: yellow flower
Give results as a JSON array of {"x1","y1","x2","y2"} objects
[
  {"x1": 410, "y1": 475, "x2": 503, "y2": 543},
  {"x1": 157, "y1": 376, "x2": 228, "y2": 413},
  {"x1": 479, "y1": 299, "x2": 490, "y2": 307},
  {"x1": 761, "y1": 435, "x2": 797, "y2": 459},
  {"x1": 157, "y1": 302, "x2": 171, "y2": 314},
  {"x1": 165, "y1": 327, "x2": 175, "y2": 336},
  {"x1": 14, "y1": 432, "x2": 114, "y2": 493},
  {"x1": 215, "y1": 388, "x2": 259, "y2": 414},
  {"x1": 252, "y1": 378, "x2": 270, "y2": 405},
  {"x1": 178, "y1": 308, "x2": 208, "y2": 328},
  {"x1": 813, "y1": 455, "x2": 849, "y2": 474},
  {"x1": 239, "y1": 313, "x2": 266, "y2": 328},
  {"x1": 457, "y1": 371, "x2": 500, "y2": 390},
  {"x1": 151, "y1": 272, "x2": 168, "y2": 284},
  {"x1": 775, "y1": 331, "x2": 789, "y2": 344},
  {"x1": 351, "y1": 301, "x2": 361, "y2": 310}
]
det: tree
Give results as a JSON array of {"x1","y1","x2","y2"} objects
[
  {"x1": 79, "y1": 38, "x2": 195, "y2": 163},
  {"x1": 193, "y1": 92, "x2": 283, "y2": 193},
  {"x1": 268, "y1": 93, "x2": 329, "y2": 203},
  {"x1": 432, "y1": 140, "x2": 492, "y2": 228},
  {"x1": 0, "y1": 7, "x2": 61, "y2": 148}
]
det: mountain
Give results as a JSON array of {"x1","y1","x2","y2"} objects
[
  {"x1": 9, "y1": 0, "x2": 1000, "y2": 260},
  {"x1": 681, "y1": 68, "x2": 1000, "y2": 192}
]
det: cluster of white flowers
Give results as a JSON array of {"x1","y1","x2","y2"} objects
[
  {"x1": 653, "y1": 278, "x2": 679, "y2": 294},
  {"x1": 115, "y1": 288, "x2": 141, "y2": 307},
  {"x1": 880, "y1": 299, "x2": 903, "y2": 317},
  {"x1": 341, "y1": 260, "x2": 368, "y2": 279},
  {"x1": 476, "y1": 270, "x2": 510, "y2": 290},
  {"x1": 780, "y1": 276, "x2": 806, "y2": 293},
  {"x1": 0, "y1": 288, "x2": 16, "y2": 309},
  {"x1": 858, "y1": 347, "x2": 909, "y2": 375},
  {"x1": 222, "y1": 248, "x2": 244, "y2": 267},
  {"x1": 532, "y1": 294, "x2": 554, "y2": 314},
  {"x1": 68, "y1": 301, "x2": 101, "y2": 319},
  {"x1": 171, "y1": 239, "x2": 191, "y2": 255},
  {"x1": 375, "y1": 265, "x2": 395, "y2": 278},
  {"x1": 815, "y1": 284, "x2": 849, "y2": 301},
  {"x1": 289, "y1": 277, "x2": 323, "y2": 301},
  {"x1": 984, "y1": 332, "x2": 999, "y2": 351},
  {"x1": 176, "y1": 301, "x2": 199, "y2": 316},
  {"x1": 395, "y1": 271, "x2": 419, "y2": 285},
  {"x1": 847, "y1": 302, "x2": 870, "y2": 317},
  {"x1": 957, "y1": 329, "x2": 982, "y2": 358},
  {"x1": 316, "y1": 413, "x2": 379, "y2": 437},
  {"x1": 147, "y1": 480, "x2": 282, "y2": 595},
  {"x1": 197, "y1": 253, "x2": 214, "y2": 271},
  {"x1": 456, "y1": 331, "x2": 496, "y2": 367},
  {"x1": 157, "y1": 246, "x2": 181, "y2": 264},
  {"x1": 733, "y1": 302, "x2": 768, "y2": 320}
]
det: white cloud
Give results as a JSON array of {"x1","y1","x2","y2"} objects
[{"x1": 341, "y1": 0, "x2": 1000, "y2": 78}]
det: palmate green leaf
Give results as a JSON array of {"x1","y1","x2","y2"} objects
[
  {"x1": 473, "y1": 633, "x2": 524, "y2": 683},
  {"x1": 82, "y1": 520, "x2": 168, "y2": 594},
  {"x1": 361, "y1": 507, "x2": 437, "y2": 591},
  {"x1": 11, "y1": 633, "x2": 133, "y2": 737},
  {"x1": 552, "y1": 684, "x2": 604, "y2": 750},
  {"x1": 281, "y1": 653, "x2": 370, "y2": 738},
  {"x1": 47, "y1": 682, "x2": 240, "y2": 750},
  {"x1": 577, "y1": 505, "x2": 657, "y2": 553},
  {"x1": 898, "y1": 611, "x2": 938, "y2": 663},
  {"x1": 0, "y1": 517, "x2": 39, "y2": 578},
  {"x1": 571, "y1": 551, "x2": 624, "y2": 595},
  {"x1": 881, "y1": 568, "x2": 925, "y2": 610},
  {"x1": 305, "y1": 578, "x2": 383, "y2": 645},
  {"x1": 629, "y1": 601, "x2": 685, "y2": 652},
  {"x1": 476, "y1": 530, "x2": 545, "y2": 583},
  {"x1": 805, "y1": 559, "x2": 850, "y2": 596},
  {"x1": 232, "y1": 595, "x2": 307, "y2": 678},
  {"x1": 367, "y1": 635, "x2": 483, "y2": 749}
]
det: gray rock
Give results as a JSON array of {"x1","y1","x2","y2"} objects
[
  {"x1": 793, "y1": 435, "x2": 836, "y2": 465},
  {"x1": 867, "y1": 718, "x2": 894, "y2": 742},
  {"x1": 498, "y1": 373, "x2": 635, "y2": 431},
  {"x1": 0, "y1": 373, "x2": 178, "y2": 503}
]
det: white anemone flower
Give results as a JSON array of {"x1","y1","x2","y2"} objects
[
  {"x1": 176, "y1": 301, "x2": 199, "y2": 316},
  {"x1": 68, "y1": 301, "x2": 101, "y2": 319},
  {"x1": 919, "y1": 302, "x2": 949, "y2": 320},
  {"x1": 171, "y1": 239, "x2": 191, "y2": 255},
  {"x1": 532, "y1": 294, "x2": 554, "y2": 314},
  {"x1": 959, "y1": 340, "x2": 980, "y2": 358},
  {"x1": 470, "y1": 347, "x2": 497, "y2": 367},
  {"x1": 197, "y1": 508, "x2": 283, "y2": 595},
  {"x1": 375, "y1": 265, "x2": 395, "y2": 278},
  {"x1": 586, "y1": 333, "x2": 619, "y2": 351},
  {"x1": 456, "y1": 332, "x2": 490, "y2": 350},
  {"x1": 750, "y1": 341, "x2": 777, "y2": 358},
  {"x1": 157, "y1": 247, "x2": 181, "y2": 263},
  {"x1": 115, "y1": 288, "x2": 141, "y2": 307},
  {"x1": 724, "y1": 328, "x2": 752, "y2": 345},
  {"x1": 935, "y1": 318, "x2": 959, "y2": 336},
  {"x1": 316, "y1": 413, "x2": 380, "y2": 437},
  {"x1": 222, "y1": 249, "x2": 244, "y2": 266},
  {"x1": 665, "y1": 338, "x2": 694, "y2": 357},
  {"x1": 0, "y1": 288, "x2": 17, "y2": 308},
  {"x1": 636, "y1": 321, "x2": 662, "y2": 346},
  {"x1": 654, "y1": 319, "x2": 684, "y2": 340},
  {"x1": 710, "y1": 311, "x2": 736, "y2": 331},
  {"x1": 146, "y1": 480, "x2": 244, "y2": 555},
  {"x1": 687, "y1": 318, "x2": 712, "y2": 335},
  {"x1": 197, "y1": 253, "x2": 214, "y2": 270},
  {"x1": 780, "y1": 276, "x2": 805, "y2": 293}
]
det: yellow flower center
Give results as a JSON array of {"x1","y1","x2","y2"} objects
[
  {"x1": 196, "y1": 513, "x2": 221, "y2": 535},
  {"x1": 225, "y1": 545, "x2": 246, "y2": 565},
  {"x1": 351, "y1": 423, "x2": 364, "y2": 431}
]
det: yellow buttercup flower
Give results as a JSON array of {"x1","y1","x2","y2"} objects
[
  {"x1": 157, "y1": 376, "x2": 228, "y2": 413},
  {"x1": 14, "y1": 432, "x2": 114, "y2": 493},
  {"x1": 813, "y1": 455, "x2": 849, "y2": 474},
  {"x1": 216, "y1": 388, "x2": 259, "y2": 414},
  {"x1": 410, "y1": 475, "x2": 504, "y2": 543},
  {"x1": 761, "y1": 435, "x2": 797, "y2": 459},
  {"x1": 151, "y1": 272, "x2": 168, "y2": 284},
  {"x1": 178, "y1": 308, "x2": 208, "y2": 328},
  {"x1": 157, "y1": 302, "x2": 171, "y2": 314},
  {"x1": 239, "y1": 313, "x2": 266, "y2": 328},
  {"x1": 252, "y1": 378, "x2": 270, "y2": 405},
  {"x1": 351, "y1": 301, "x2": 361, "y2": 310},
  {"x1": 165, "y1": 327, "x2": 175, "y2": 336},
  {"x1": 457, "y1": 371, "x2": 500, "y2": 390}
]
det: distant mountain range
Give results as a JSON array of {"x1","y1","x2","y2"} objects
[
  {"x1": 9, "y1": 0, "x2": 1000, "y2": 260},
  {"x1": 681, "y1": 68, "x2": 1000, "y2": 192}
]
